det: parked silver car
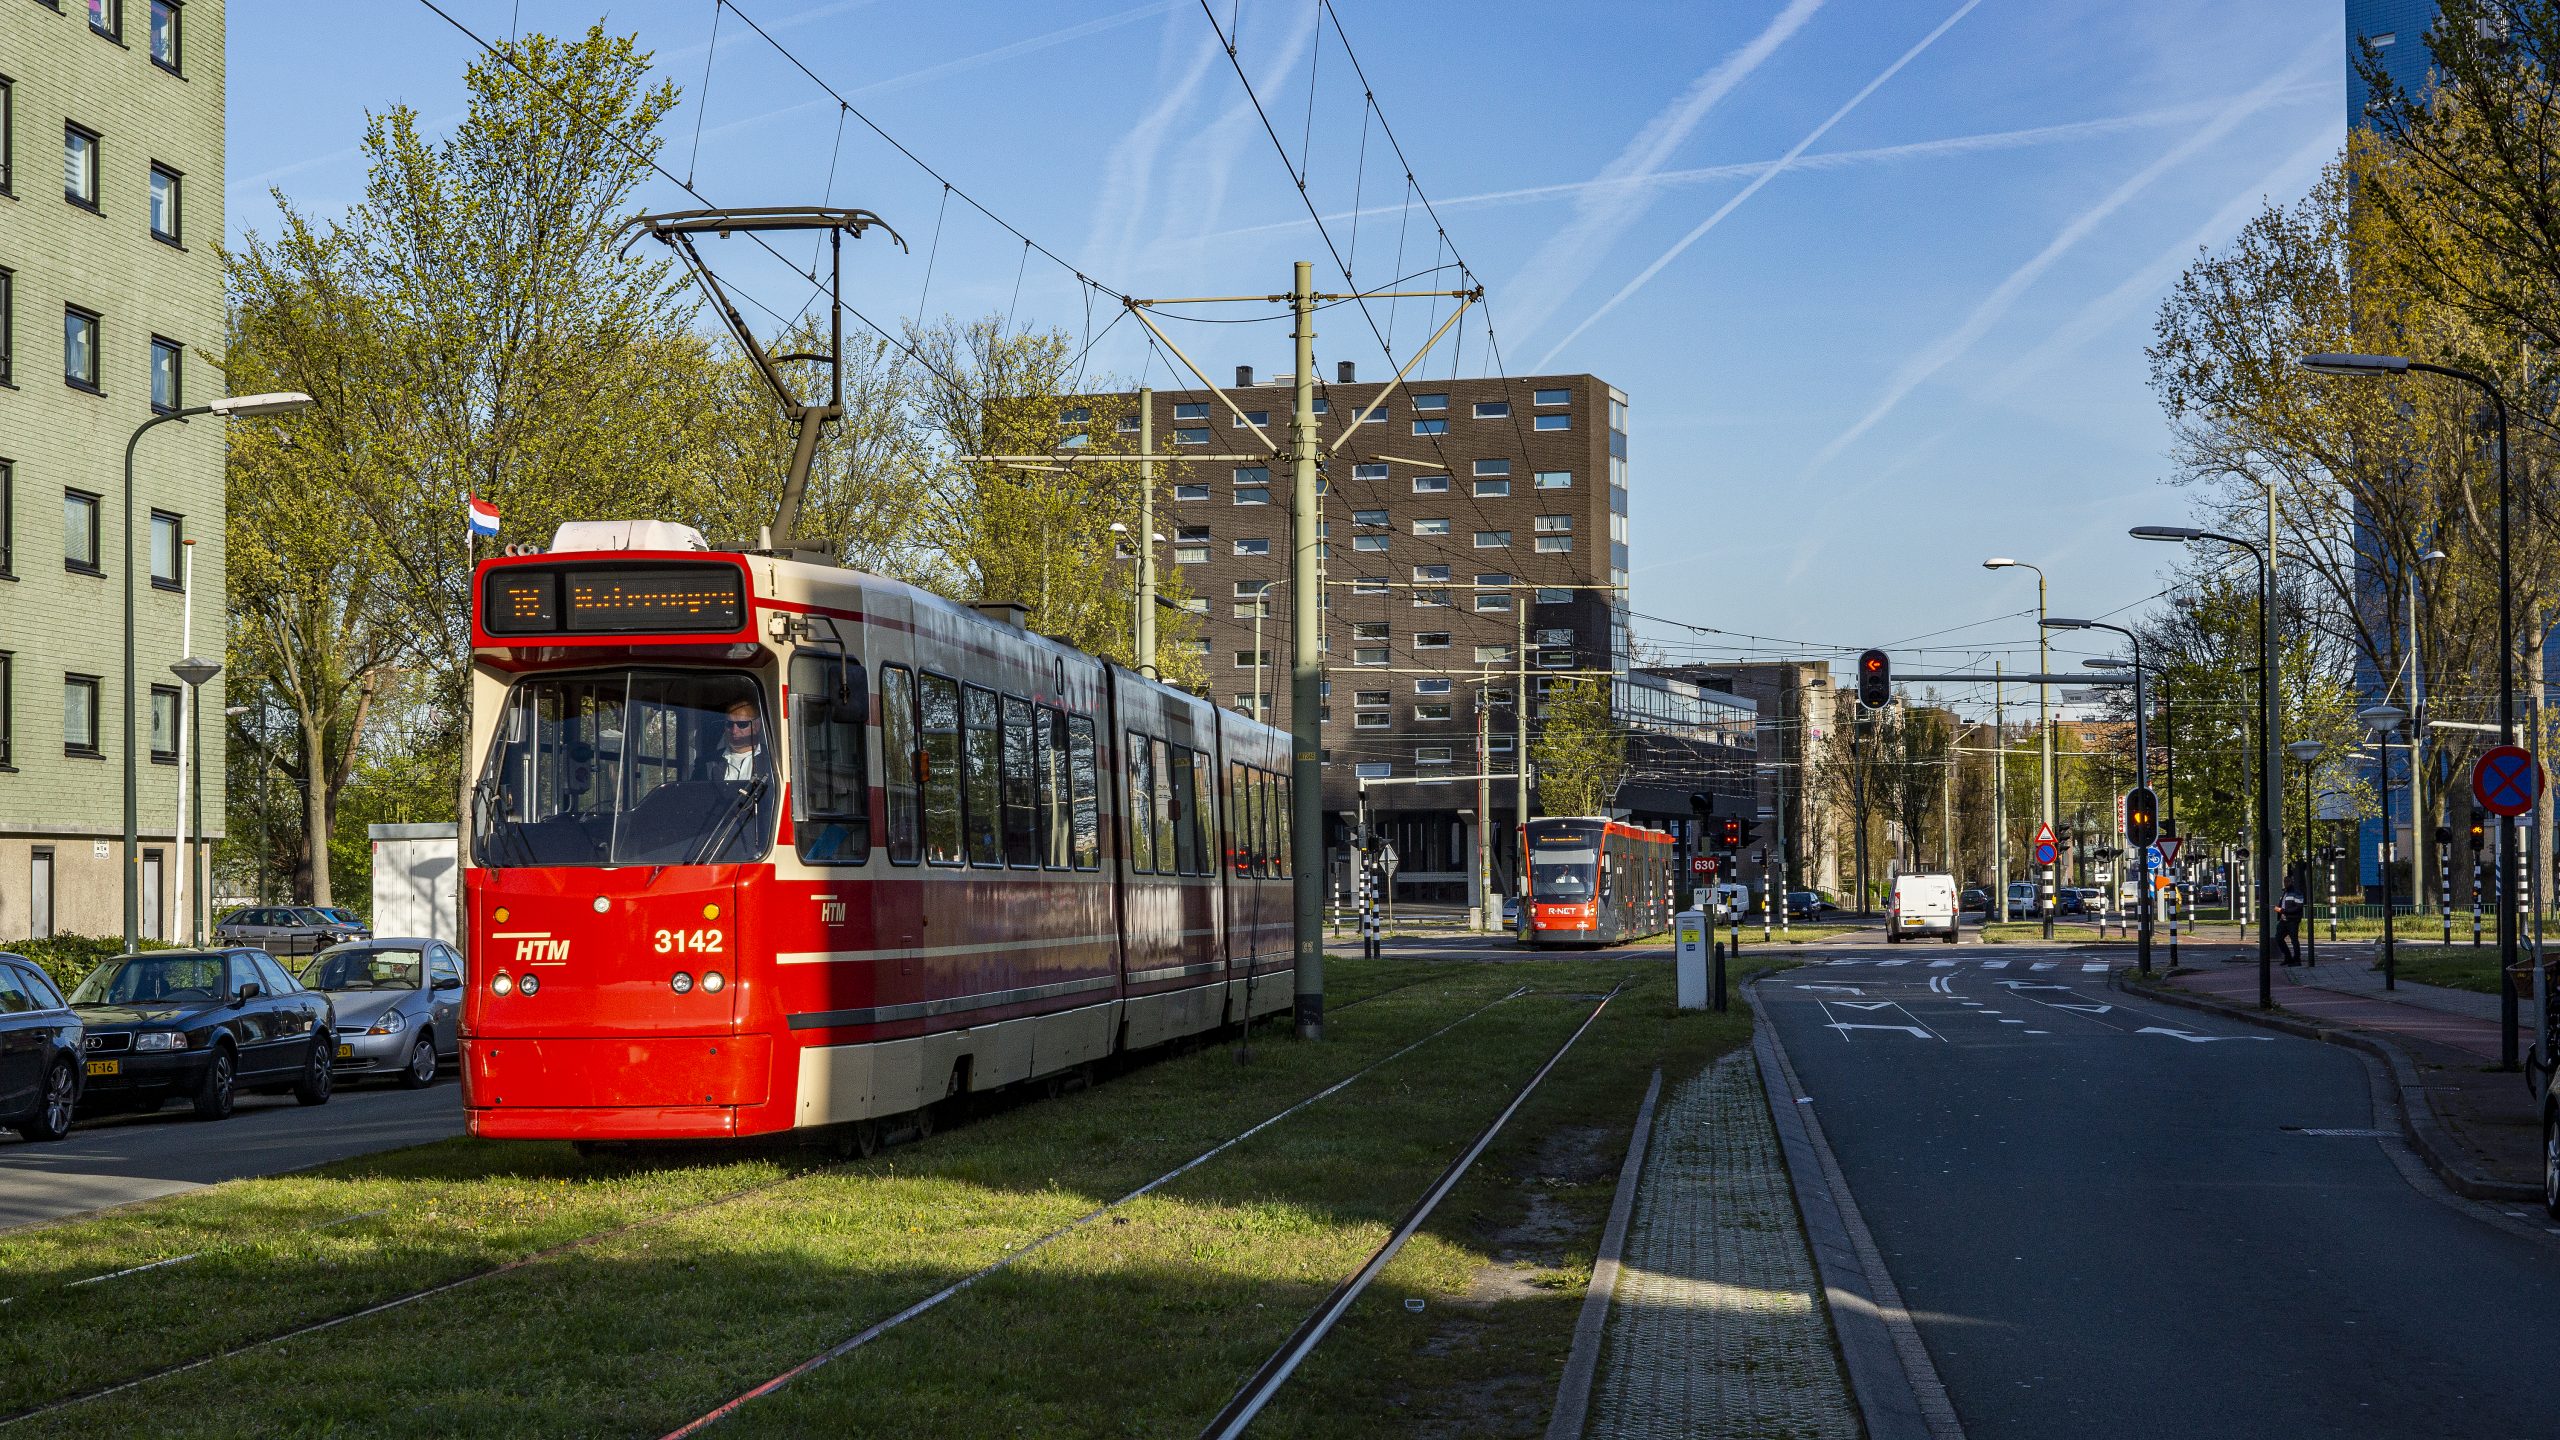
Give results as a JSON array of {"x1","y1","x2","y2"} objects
[
  {"x1": 296, "y1": 939, "x2": 465, "y2": 1087},
  {"x1": 215, "y1": 906, "x2": 369, "y2": 957}
]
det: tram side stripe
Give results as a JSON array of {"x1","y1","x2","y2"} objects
[{"x1": 656, "y1": 986, "x2": 1534, "y2": 1440}]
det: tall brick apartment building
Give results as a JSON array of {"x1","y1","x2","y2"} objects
[
  {"x1": 0, "y1": 0, "x2": 226, "y2": 938},
  {"x1": 1078, "y1": 366, "x2": 1626, "y2": 906}
]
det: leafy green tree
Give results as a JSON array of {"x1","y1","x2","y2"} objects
[{"x1": 1531, "y1": 678, "x2": 1624, "y2": 817}]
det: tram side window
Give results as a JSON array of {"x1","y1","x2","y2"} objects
[
  {"x1": 1000, "y1": 694, "x2": 1039, "y2": 868},
  {"x1": 881, "y1": 666, "x2": 921, "y2": 864},
  {"x1": 963, "y1": 684, "x2": 1004, "y2": 867},
  {"x1": 1190, "y1": 750, "x2": 1215, "y2": 877},
  {"x1": 1067, "y1": 716, "x2": 1101, "y2": 870},
  {"x1": 788, "y1": 652, "x2": 870, "y2": 866},
  {"x1": 1036, "y1": 705, "x2": 1070, "y2": 869},
  {"x1": 1275, "y1": 774, "x2": 1292, "y2": 878},
  {"x1": 1228, "y1": 763, "x2": 1251, "y2": 874},
  {"x1": 1168, "y1": 745, "x2": 1201, "y2": 876},
  {"x1": 919, "y1": 673, "x2": 964, "y2": 866},
  {"x1": 1127, "y1": 732, "x2": 1157, "y2": 873},
  {"x1": 1252, "y1": 769, "x2": 1272, "y2": 877},
  {"x1": 1150, "y1": 738, "x2": 1178, "y2": 873}
]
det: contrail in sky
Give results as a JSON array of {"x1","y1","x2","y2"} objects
[{"x1": 1534, "y1": 0, "x2": 1984, "y2": 369}]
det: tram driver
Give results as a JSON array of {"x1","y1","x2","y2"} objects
[{"x1": 695, "y1": 697, "x2": 776, "y2": 785}]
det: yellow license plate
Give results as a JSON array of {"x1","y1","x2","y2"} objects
[
  {"x1": 337, "y1": 1044, "x2": 354, "y2": 1059},
  {"x1": 86, "y1": 1059, "x2": 119, "y2": 1077}
]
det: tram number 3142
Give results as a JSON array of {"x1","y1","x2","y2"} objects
[{"x1": 654, "y1": 928, "x2": 727, "y2": 955}]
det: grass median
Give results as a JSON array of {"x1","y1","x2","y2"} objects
[{"x1": 3, "y1": 953, "x2": 1783, "y2": 1438}]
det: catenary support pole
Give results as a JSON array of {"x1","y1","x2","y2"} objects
[
  {"x1": 1137, "y1": 387, "x2": 1156, "y2": 676},
  {"x1": 1289, "y1": 262, "x2": 1324, "y2": 1039}
]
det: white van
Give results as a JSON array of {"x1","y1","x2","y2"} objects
[
  {"x1": 1693, "y1": 882, "x2": 1752, "y2": 920},
  {"x1": 1887, "y1": 873, "x2": 1960, "y2": 944}
]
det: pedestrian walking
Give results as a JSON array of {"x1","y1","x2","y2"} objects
[{"x1": 2276, "y1": 875, "x2": 2305, "y2": 965}]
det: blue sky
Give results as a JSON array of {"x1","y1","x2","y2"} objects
[{"x1": 227, "y1": 0, "x2": 2345, "y2": 709}]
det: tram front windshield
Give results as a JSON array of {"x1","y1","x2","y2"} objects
[
  {"x1": 473, "y1": 670, "x2": 774, "y2": 868},
  {"x1": 1530, "y1": 849, "x2": 1599, "y2": 901}
]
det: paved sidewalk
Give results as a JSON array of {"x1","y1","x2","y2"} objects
[
  {"x1": 1587, "y1": 1052, "x2": 1857, "y2": 1439},
  {"x1": 2284, "y1": 951, "x2": 2505, "y2": 1021},
  {"x1": 2163, "y1": 953, "x2": 2542, "y2": 1193}
]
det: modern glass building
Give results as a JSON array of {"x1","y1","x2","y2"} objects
[{"x1": 2346, "y1": 0, "x2": 2441, "y2": 129}]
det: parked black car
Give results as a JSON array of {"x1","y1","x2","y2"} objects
[
  {"x1": 1785, "y1": 890, "x2": 1837, "y2": 920},
  {"x1": 0, "y1": 953, "x2": 83, "y2": 1141},
  {"x1": 69, "y1": 949, "x2": 336, "y2": 1120},
  {"x1": 1959, "y1": 887, "x2": 1993, "y2": 914}
]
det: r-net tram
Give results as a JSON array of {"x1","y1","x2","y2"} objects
[
  {"x1": 460, "y1": 522, "x2": 1296, "y2": 1144},
  {"x1": 1518, "y1": 816, "x2": 1674, "y2": 946}
]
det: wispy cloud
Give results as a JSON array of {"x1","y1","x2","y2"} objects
[
  {"x1": 1534, "y1": 0, "x2": 1983, "y2": 368},
  {"x1": 1498, "y1": 0, "x2": 1826, "y2": 345},
  {"x1": 1085, "y1": 8, "x2": 1230, "y2": 283},
  {"x1": 1803, "y1": 34, "x2": 2333, "y2": 474}
]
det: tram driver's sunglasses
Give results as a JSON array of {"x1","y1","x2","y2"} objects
[{"x1": 727, "y1": 719, "x2": 759, "y2": 731}]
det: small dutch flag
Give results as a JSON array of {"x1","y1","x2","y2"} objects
[{"x1": 466, "y1": 494, "x2": 501, "y2": 538}]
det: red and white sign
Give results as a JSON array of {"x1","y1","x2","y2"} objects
[
  {"x1": 1691, "y1": 856, "x2": 1713, "y2": 874},
  {"x1": 2474, "y1": 745, "x2": 2542, "y2": 819},
  {"x1": 2157, "y1": 836, "x2": 2184, "y2": 866},
  {"x1": 2032, "y1": 821, "x2": 2056, "y2": 848}
]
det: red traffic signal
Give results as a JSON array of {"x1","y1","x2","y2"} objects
[
  {"x1": 1857, "y1": 649, "x2": 1891, "y2": 708},
  {"x1": 1718, "y1": 816, "x2": 1745, "y2": 850}
]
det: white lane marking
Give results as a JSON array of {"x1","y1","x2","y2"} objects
[
  {"x1": 1928, "y1": 975, "x2": 1952, "y2": 994},
  {"x1": 1877, "y1": 960, "x2": 1910, "y2": 967},
  {"x1": 2051, "y1": 1003, "x2": 2113, "y2": 1015},
  {"x1": 2024, "y1": 1029, "x2": 2051, "y2": 1034},
  {"x1": 1826, "y1": 1023, "x2": 1937, "y2": 1039},
  {"x1": 2138, "y1": 1026, "x2": 2272, "y2": 1043},
  {"x1": 1929, "y1": 959, "x2": 1957, "y2": 968},
  {"x1": 2030, "y1": 961, "x2": 2057, "y2": 971},
  {"x1": 2081, "y1": 962, "x2": 2109, "y2": 973},
  {"x1": 1998, "y1": 1019, "x2": 2026, "y2": 1025},
  {"x1": 1833, "y1": 1001, "x2": 1901, "y2": 1011},
  {"x1": 2000, "y1": 982, "x2": 2071, "y2": 991},
  {"x1": 1827, "y1": 958, "x2": 1865, "y2": 966},
  {"x1": 1980, "y1": 960, "x2": 2010, "y2": 970},
  {"x1": 1794, "y1": 984, "x2": 1868, "y2": 995},
  {"x1": 1976, "y1": 1009, "x2": 2002, "y2": 1014}
]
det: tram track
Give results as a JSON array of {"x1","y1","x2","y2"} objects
[{"x1": 0, "y1": 978, "x2": 1530, "y2": 1432}]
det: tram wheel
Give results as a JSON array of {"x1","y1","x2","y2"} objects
[{"x1": 832, "y1": 1120, "x2": 882, "y2": 1160}]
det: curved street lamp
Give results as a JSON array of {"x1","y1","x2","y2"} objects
[
  {"x1": 2361, "y1": 704, "x2": 2408, "y2": 990},
  {"x1": 1985, "y1": 558, "x2": 2056, "y2": 937}
]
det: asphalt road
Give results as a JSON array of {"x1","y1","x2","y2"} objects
[
  {"x1": 0, "y1": 1074, "x2": 464, "y2": 1232},
  {"x1": 1762, "y1": 943, "x2": 2560, "y2": 1440}
]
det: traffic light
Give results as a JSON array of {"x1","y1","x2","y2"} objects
[
  {"x1": 1718, "y1": 816, "x2": 1745, "y2": 851},
  {"x1": 2125, "y1": 786, "x2": 2158, "y2": 848},
  {"x1": 2470, "y1": 811, "x2": 2487, "y2": 851},
  {"x1": 1689, "y1": 791, "x2": 1716, "y2": 819},
  {"x1": 1857, "y1": 649, "x2": 1891, "y2": 708},
  {"x1": 2435, "y1": 825, "x2": 2453, "y2": 846}
]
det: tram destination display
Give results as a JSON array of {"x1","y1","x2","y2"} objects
[{"x1": 481, "y1": 563, "x2": 749, "y2": 636}]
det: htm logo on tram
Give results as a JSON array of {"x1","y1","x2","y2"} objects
[{"x1": 514, "y1": 937, "x2": 571, "y2": 963}]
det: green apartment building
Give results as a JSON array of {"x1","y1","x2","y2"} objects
[{"x1": 0, "y1": 0, "x2": 225, "y2": 941}]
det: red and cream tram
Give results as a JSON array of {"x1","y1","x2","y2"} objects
[
  {"x1": 1519, "y1": 816, "x2": 1675, "y2": 946},
  {"x1": 460, "y1": 522, "x2": 1295, "y2": 1142}
]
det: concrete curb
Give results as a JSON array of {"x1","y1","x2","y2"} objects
[
  {"x1": 1745, "y1": 977, "x2": 1963, "y2": 1440},
  {"x1": 2112, "y1": 971, "x2": 2541, "y2": 1204},
  {"x1": 1544, "y1": 1068, "x2": 1662, "y2": 1440}
]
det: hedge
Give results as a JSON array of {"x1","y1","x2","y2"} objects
[{"x1": 3, "y1": 934, "x2": 180, "y2": 997}]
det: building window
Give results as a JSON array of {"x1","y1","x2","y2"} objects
[
  {"x1": 1414, "y1": 678, "x2": 1452, "y2": 696},
  {"x1": 1352, "y1": 509, "x2": 1388, "y2": 528},
  {"x1": 1232, "y1": 650, "x2": 1271, "y2": 669},
  {"x1": 1488, "y1": 733, "x2": 1514, "y2": 754},
  {"x1": 1165, "y1": 402, "x2": 1205, "y2": 422},
  {"x1": 0, "y1": 267, "x2": 12, "y2": 384},
  {"x1": 1473, "y1": 459, "x2": 1510, "y2": 477},
  {"x1": 1475, "y1": 644, "x2": 1512, "y2": 663},
  {"x1": 1234, "y1": 409, "x2": 1268, "y2": 427},
  {"x1": 1534, "y1": 413, "x2": 1572, "y2": 431},
  {"x1": 149, "y1": 165, "x2": 181, "y2": 242},
  {"x1": 88, "y1": 0, "x2": 120, "y2": 38},
  {"x1": 1411, "y1": 518, "x2": 1449, "y2": 537},
  {"x1": 1535, "y1": 514, "x2": 1574, "y2": 533},
  {"x1": 1537, "y1": 587, "x2": 1571, "y2": 604},
  {"x1": 1177, "y1": 524, "x2": 1210, "y2": 543},
  {"x1": 1174, "y1": 546, "x2": 1207, "y2": 565},
  {"x1": 1351, "y1": 623, "x2": 1389, "y2": 644},
  {"x1": 1353, "y1": 646, "x2": 1387, "y2": 667},
  {"x1": 1415, "y1": 747, "x2": 1453, "y2": 766},
  {"x1": 1233, "y1": 538, "x2": 1270, "y2": 557},
  {"x1": 1474, "y1": 592, "x2": 1511, "y2": 613},
  {"x1": 149, "y1": 684, "x2": 180, "y2": 762},
  {"x1": 1412, "y1": 564, "x2": 1451, "y2": 583},
  {"x1": 1353, "y1": 690, "x2": 1389, "y2": 707},
  {"x1": 1534, "y1": 388, "x2": 1570, "y2": 406},
  {"x1": 63, "y1": 675, "x2": 100, "y2": 757},
  {"x1": 1180, "y1": 596, "x2": 1208, "y2": 614},
  {"x1": 1234, "y1": 466, "x2": 1269, "y2": 486},
  {"x1": 1473, "y1": 401, "x2": 1510, "y2": 419},
  {"x1": 1535, "y1": 535, "x2": 1573, "y2": 553},
  {"x1": 150, "y1": 0, "x2": 181, "y2": 71},
  {"x1": 1413, "y1": 632, "x2": 1451, "y2": 649},
  {"x1": 1234, "y1": 487, "x2": 1269, "y2": 506},
  {"x1": 63, "y1": 490, "x2": 100, "y2": 573},
  {"x1": 150, "y1": 335, "x2": 182, "y2": 411},
  {"x1": 1535, "y1": 470, "x2": 1573, "y2": 489},
  {"x1": 1412, "y1": 418, "x2": 1447, "y2": 436},
  {"x1": 0, "y1": 459, "x2": 12, "y2": 577},
  {"x1": 1057, "y1": 405, "x2": 1091, "y2": 424},
  {"x1": 1351, "y1": 576, "x2": 1387, "y2": 596},
  {"x1": 149, "y1": 511, "x2": 181, "y2": 589},
  {"x1": 1354, "y1": 761, "x2": 1391, "y2": 779},
  {"x1": 1412, "y1": 589, "x2": 1450, "y2": 608},
  {"x1": 0, "y1": 76, "x2": 13, "y2": 196},
  {"x1": 64, "y1": 123, "x2": 99, "y2": 209},
  {"x1": 1353, "y1": 712, "x2": 1390, "y2": 731},
  {"x1": 1172, "y1": 427, "x2": 1208, "y2": 445},
  {"x1": 1174, "y1": 483, "x2": 1208, "y2": 501},
  {"x1": 1612, "y1": 397, "x2": 1628, "y2": 430},
  {"x1": 1414, "y1": 703, "x2": 1452, "y2": 722},
  {"x1": 1473, "y1": 479, "x2": 1510, "y2": 498},
  {"x1": 0, "y1": 652, "x2": 11, "y2": 767},
  {"x1": 1117, "y1": 414, "x2": 1141, "y2": 433},
  {"x1": 64, "y1": 307, "x2": 100, "y2": 391},
  {"x1": 1412, "y1": 474, "x2": 1448, "y2": 493},
  {"x1": 1353, "y1": 534, "x2": 1389, "y2": 552},
  {"x1": 1359, "y1": 404, "x2": 1382, "y2": 423},
  {"x1": 1474, "y1": 530, "x2": 1510, "y2": 548},
  {"x1": 1352, "y1": 463, "x2": 1387, "y2": 481},
  {"x1": 1412, "y1": 393, "x2": 1447, "y2": 412}
]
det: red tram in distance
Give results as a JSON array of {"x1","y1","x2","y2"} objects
[
  {"x1": 1519, "y1": 816, "x2": 1674, "y2": 946},
  {"x1": 460, "y1": 521, "x2": 1295, "y2": 1145}
]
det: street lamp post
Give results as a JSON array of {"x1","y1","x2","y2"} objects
[
  {"x1": 2135, "y1": 524, "x2": 2281, "y2": 1007},
  {"x1": 2289, "y1": 738, "x2": 2323, "y2": 968},
  {"x1": 2363, "y1": 705, "x2": 2408, "y2": 989},
  {"x1": 2302, "y1": 353, "x2": 2519, "y2": 1064},
  {"x1": 123, "y1": 392, "x2": 312, "y2": 950},
  {"x1": 2047, "y1": 618, "x2": 2152, "y2": 971},
  {"x1": 1985, "y1": 558, "x2": 2056, "y2": 939}
]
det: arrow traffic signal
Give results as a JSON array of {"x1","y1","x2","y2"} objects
[
  {"x1": 2126, "y1": 786, "x2": 2158, "y2": 848},
  {"x1": 1857, "y1": 649, "x2": 1891, "y2": 708}
]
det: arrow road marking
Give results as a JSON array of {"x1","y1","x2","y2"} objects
[
  {"x1": 1793, "y1": 984, "x2": 1868, "y2": 995},
  {"x1": 2138, "y1": 1026, "x2": 2272, "y2": 1043},
  {"x1": 2081, "y1": 962, "x2": 2109, "y2": 973},
  {"x1": 2052, "y1": 1002, "x2": 2113, "y2": 1015},
  {"x1": 2030, "y1": 961, "x2": 2057, "y2": 971},
  {"x1": 1928, "y1": 975, "x2": 1953, "y2": 994},
  {"x1": 1833, "y1": 1000, "x2": 1901, "y2": 1011},
  {"x1": 1929, "y1": 959, "x2": 1957, "y2": 967},
  {"x1": 1981, "y1": 960, "x2": 2010, "y2": 970},
  {"x1": 2000, "y1": 982, "x2": 2071, "y2": 991},
  {"x1": 1877, "y1": 959, "x2": 1910, "y2": 967},
  {"x1": 1825, "y1": 1023, "x2": 1937, "y2": 1039}
]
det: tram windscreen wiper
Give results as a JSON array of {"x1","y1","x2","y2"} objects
[
  {"x1": 472, "y1": 773, "x2": 539, "y2": 867},
  {"x1": 687, "y1": 774, "x2": 772, "y2": 866}
]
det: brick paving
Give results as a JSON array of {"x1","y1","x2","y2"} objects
[
  {"x1": 2172, "y1": 956, "x2": 2505, "y2": 1061},
  {"x1": 1587, "y1": 1052, "x2": 1857, "y2": 1440},
  {"x1": 2284, "y1": 952, "x2": 2506, "y2": 1021}
]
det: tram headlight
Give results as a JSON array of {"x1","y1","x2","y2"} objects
[
  {"x1": 492, "y1": 973, "x2": 514, "y2": 996},
  {"x1": 701, "y1": 970, "x2": 725, "y2": 994},
  {"x1": 517, "y1": 972, "x2": 540, "y2": 997},
  {"x1": 670, "y1": 971, "x2": 694, "y2": 995}
]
